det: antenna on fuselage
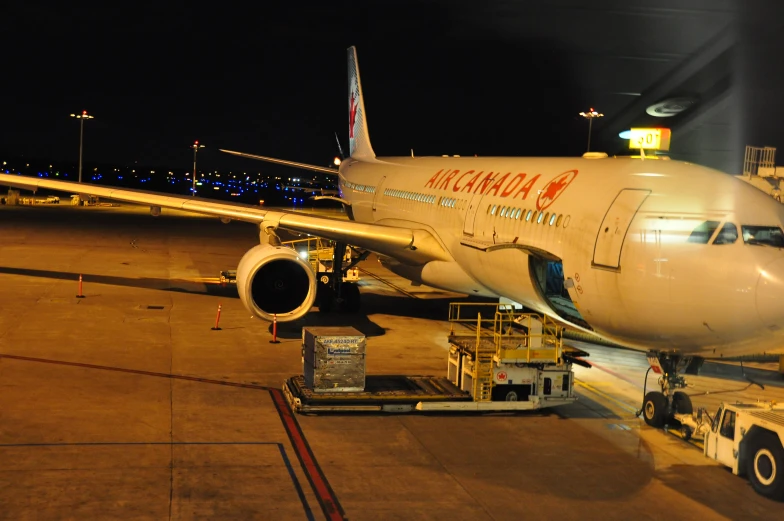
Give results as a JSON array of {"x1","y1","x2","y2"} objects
[
  {"x1": 335, "y1": 132, "x2": 346, "y2": 160},
  {"x1": 638, "y1": 138, "x2": 646, "y2": 160}
]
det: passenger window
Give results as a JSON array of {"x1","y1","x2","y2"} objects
[
  {"x1": 719, "y1": 410, "x2": 735, "y2": 440},
  {"x1": 713, "y1": 222, "x2": 738, "y2": 245},
  {"x1": 687, "y1": 220, "x2": 720, "y2": 244},
  {"x1": 526, "y1": 210, "x2": 533, "y2": 222},
  {"x1": 741, "y1": 225, "x2": 784, "y2": 247}
]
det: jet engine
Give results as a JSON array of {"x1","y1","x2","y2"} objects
[{"x1": 235, "y1": 244, "x2": 317, "y2": 322}]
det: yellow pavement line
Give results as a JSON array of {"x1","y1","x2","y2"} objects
[{"x1": 575, "y1": 379, "x2": 639, "y2": 415}]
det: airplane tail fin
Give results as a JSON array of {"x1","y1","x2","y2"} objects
[{"x1": 347, "y1": 46, "x2": 376, "y2": 161}]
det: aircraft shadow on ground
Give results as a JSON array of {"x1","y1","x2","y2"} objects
[
  {"x1": 1, "y1": 266, "x2": 498, "y2": 337},
  {"x1": 699, "y1": 361, "x2": 784, "y2": 388},
  {"x1": 271, "y1": 294, "x2": 499, "y2": 339},
  {"x1": 0, "y1": 266, "x2": 238, "y2": 298},
  {"x1": 549, "y1": 394, "x2": 629, "y2": 420},
  {"x1": 655, "y1": 463, "x2": 779, "y2": 513}
]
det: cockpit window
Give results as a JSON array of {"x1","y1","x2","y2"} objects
[
  {"x1": 687, "y1": 220, "x2": 720, "y2": 244},
  {"x1": 741, "y1": 225, "x2": 784, "y2": 247},
  {"x1": 712, "y1": 222, "x2": 738, "y2": 245}
]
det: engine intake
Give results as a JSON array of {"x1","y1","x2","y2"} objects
[{"x1": 236, "y1": 244, "x2": 316, "y2": 321}]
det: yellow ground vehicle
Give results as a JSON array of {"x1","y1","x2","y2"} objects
[{"x1": 283, "y1": 237, "x2": 362, "y2": 312}]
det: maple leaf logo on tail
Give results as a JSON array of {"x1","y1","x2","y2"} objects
[
  {"x1": 349, "y1": 91, "x2": 358, "y2": 139},
  {"x1": 536, "y1": 170, "x2": 578, "y2": 211},
  {"x1": 346, "y1": 46, "x2": 376, "y2": 160}
]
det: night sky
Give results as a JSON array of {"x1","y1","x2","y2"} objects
[
  {"x1": 0, "y1": 2, "x2": 602, "y2": 173},
  {"x1": 5, "y1": 1, "x2": 773, "y2": 176}
]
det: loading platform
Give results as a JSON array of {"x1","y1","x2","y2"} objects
[
  {"x1": 284, "y1": 375, "x2": 470, "y2": 413},
  {"x1": 283, "y1": 302, "x2": 578, "y2": 413}
]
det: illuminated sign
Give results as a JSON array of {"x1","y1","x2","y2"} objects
[{"x1": 628, "y1": 128, "x2": 671, "y2": 151}]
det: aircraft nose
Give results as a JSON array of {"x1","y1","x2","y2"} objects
[{"x1": 757, "y1": 258, "x2": 784, "y2": 330}]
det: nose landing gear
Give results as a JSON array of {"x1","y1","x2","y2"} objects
[{"x1": 638, "y1": 351, "x2": 703, "y2": 428}]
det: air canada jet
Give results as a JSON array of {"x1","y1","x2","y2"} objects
[{"x1": 3, "y1": 47, "x2": 784, "y2": 430}]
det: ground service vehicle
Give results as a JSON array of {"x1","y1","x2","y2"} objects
[{"x1": 677, "y1": 401, "x2": 784, "y2": 500}]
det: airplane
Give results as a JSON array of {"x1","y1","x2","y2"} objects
[{"x1": 2, "y1": 47, "x2": 784, "y2": 432}]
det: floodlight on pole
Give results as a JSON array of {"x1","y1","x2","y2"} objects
[
  {"x1": 70, "y1": 110, "x2": 94, "y2": 183},
  {"x1": 191, "y1": 141, "x2": 205, "y2": 196},
  {"x1": 578, "y1": 108, "x2": 603, "y2": 152}
]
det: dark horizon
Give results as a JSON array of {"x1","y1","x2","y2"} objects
[{"x1": 3, "y1": 2, "x2": 784, "y2": 175}]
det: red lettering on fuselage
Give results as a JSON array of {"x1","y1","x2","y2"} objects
[
  {"x1": 485, "y1": 172, "x2": 511, "y2": 196},
  {"x1": 452, "y1": 170, "x2": 474, "y2": 192},
  {"x1": 424, "y1": 169, "x2": 444, "y2": 188},
  {"x1": 461, "y1": 171, "x2": 483, "y2": 193},
  {"x1": 421, "y1": 168, "x2": 565, "y2": 202},
  {"x1": 500, "y1": 173, "x2": 527, "y2": 197},
  {"x1": 513, "y1": 174, "x2": 541, "y2": 199},
  {"x1": 438, "y1": 169, "x2": 459, "y2": 190},
  {"x1": 474, "y1": 172, "x2": 495, "y2": 194}
]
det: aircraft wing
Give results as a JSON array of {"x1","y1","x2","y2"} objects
[{"x1": 0, "y1": 173, "x2": 450, "y2": 265}]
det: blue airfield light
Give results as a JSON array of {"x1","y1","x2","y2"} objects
[{"x1": 618, "y1": 130, "x2": 632, "y2": 140}]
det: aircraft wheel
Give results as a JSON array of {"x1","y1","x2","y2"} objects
[
  {"x1": 643, "y1": 392, "x2": 667, "y2": 428},
  {"x1": 317, "y1": 284, "x2": 334, "y2": 313},
  {"x1": 746, "y1": 433, "x2": 784, "y2": 500},
  {"x1": 340, "y1": 283, "x2": 361, "y2": 313},
  {"x1": 671, "y1": 391, "x2": 693, "y2": 420},
  {"x1": 492, "y1": 385, "x2": 524, "y2": 401},
  {"x1": 502, "y1": 389, "x2": 520, "y2": 401},
  {"x1": 680, "y1": 425, "x2": 693, "y2": 441}
]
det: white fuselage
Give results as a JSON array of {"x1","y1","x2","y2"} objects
[{"x1": 338, "y1": 155, "x2": 784, "y2": 358}]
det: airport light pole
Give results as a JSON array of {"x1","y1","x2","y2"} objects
[
  {"x1": 579, "y1": 108, "x2": 603, "y2": 152},
  {"x1": 70, "y1": 110, "x2": 94, "y2": 183},
  {"x1": 191, "y1": 141, "x2": 205, "y2": 196}
]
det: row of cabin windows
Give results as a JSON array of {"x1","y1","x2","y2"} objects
[
  {"x1": 688, "y1": 221, "x2": 784, "y2": 247},
  {"x1": 345, "y1": 180, "x2": 375, "y2": 193},
  {"x1": 488, "y1": 204, "x2": 569, "y2": 228},
  {"x1": 383, "y1": 189, "x2": 463, "y2": 209},
  {"x1": 384, "y1": 188, "x2": 435, "y2": 203}
]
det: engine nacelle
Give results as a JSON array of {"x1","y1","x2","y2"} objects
[{"x1": 236, "y1": 244, "x2": 317, "y2": 322}]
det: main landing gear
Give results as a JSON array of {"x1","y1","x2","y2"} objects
[
  {"x1": 638, "y1": 351, "x2": 704, "y2": 429},
  {"x1": 315, "y1": 241, "x2": 368, "y2": 313}
]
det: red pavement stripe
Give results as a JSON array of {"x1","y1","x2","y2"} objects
[
  {"x1": 269, "y1": 388, "x2": 345, "y2": 521},
  {"x1": 577, "y1": 357, "x2": 644, "y2": 389}
]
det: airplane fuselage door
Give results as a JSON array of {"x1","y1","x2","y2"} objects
[
  {"x1": 592, "y1": 188, "x2": 651, "y2": 269},
  {"x1": 373, "y1": 176, "x2": 386, "y2": 211},
  {"x1": 463, "y1": 182, "x2": 492, "y2": 235}
]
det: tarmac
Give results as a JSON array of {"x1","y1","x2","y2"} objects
[{"x1": 1, "y1": 202, "x2": 783, "y2": 520}]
